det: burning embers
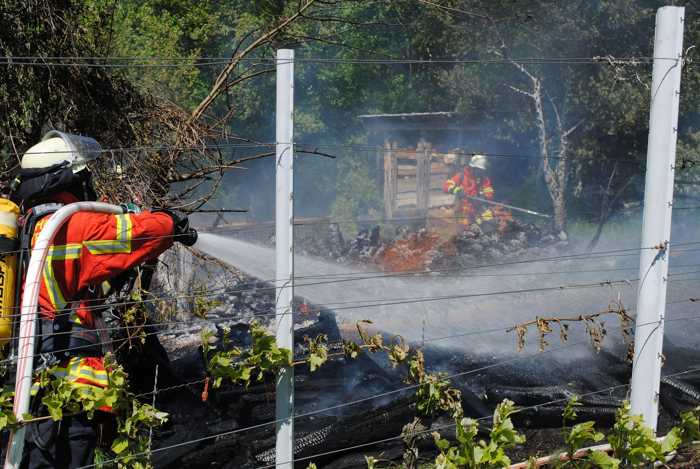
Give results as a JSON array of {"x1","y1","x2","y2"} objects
[
  {"x1": 378, "y1": 229, "x2": 453, "y2": 272},
  {"x1": 373, "y1": 221, "x2": 564, "y2": 273}
]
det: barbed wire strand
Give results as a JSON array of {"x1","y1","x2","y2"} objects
[
  {"x1": 11, "y1": 140, "x2": 649, "y2": 165},
  {"x1": 0, "y1": 55, "x2": 666, "y2": 68},
  {"x1": 0, "y1": 249, "x2": 676, "y2": 321}
]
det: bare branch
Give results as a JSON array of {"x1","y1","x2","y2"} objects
[
  {"x1": 167, "y1": 152, "x2": 275, "y2": 183},
  {"x1": 562, "y1": 119, "x2": 585, "y2": 138},
  {"x1": 296, "y1": 147, "x2": 337, "y2": 159},
  {"x1": 222, "y1": 68, "x2": 275, "y2": 92},
  {"x1": 190, "y1": 0, "x2": 318, "y2": 122},
  {"x1": 507, "y1": 84, "x2": 534, "y2": 99}
]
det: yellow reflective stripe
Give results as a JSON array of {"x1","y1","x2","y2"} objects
[
  {"x1": 481, "y1": 210, "x2": 494, "y2": 221},
  {"x1": 43, "y1": 244, "x2": 81, "y2": 311},
  {"x1": 68, "y1": 358, "x2": 109, "y2": 385},
  {"x1": 72, "y1": 382, "x2": 105, "y2": 390},
  {"x1": 77, "y1": 367, "x2": 108, "y2": 380},
  {"x1": 84, "y1": 214, "x2": 133, "y2": 255},
  {"x1": 481, "y1": 187, "x2": 494, "y2": 195},
  {"x1": 48, "y1": 244, "x2": 82, "y2": 260},
  {"x1": 40, "y1": 214, "x2": 135, "y2": 311}
]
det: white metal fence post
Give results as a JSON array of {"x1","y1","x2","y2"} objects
[
  {"x1": 630, "y1": 6, "x2": 684, "y2": 431},
  {"x1": 275, "y1": 48, "x2": 295, "y2": 469}
]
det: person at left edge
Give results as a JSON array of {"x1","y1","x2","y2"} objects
[{"x1": 11, "y1": 131, "x2": 196, "y2": 469}]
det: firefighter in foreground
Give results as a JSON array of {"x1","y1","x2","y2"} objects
[
  {"x1": 11, "y1": 131, "x2": 197, "y2": 468},
  {"x1": 443, "y1": 153, "x2": 512, "y2": 234}
]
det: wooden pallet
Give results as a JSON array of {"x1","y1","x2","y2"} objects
[{"x1": 383, "y1": 141, "x2": 456, "y2": 218}]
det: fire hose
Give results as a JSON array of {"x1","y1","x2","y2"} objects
[
  {"x1": 4, "y1": 202, "x2": 124, "y2": 469},
  {"x1": 459, "y1": 194, "x2": 552, "y2": 219}
]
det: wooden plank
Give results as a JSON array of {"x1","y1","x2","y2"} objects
[
  {"x1": 396, "y1": 192, "x2": 418, "y2": 206},
  {"x1": 383, "y1": 143, "x2": 397, "y2": 219},
  {"x1": 398, "y1": 165, "x2": 418, "y2": 177},
  {"x1": 398, "y1": 177, "x2": 417, "y2": 192},
  {"x1": 376, "y1": 146, "x2": 384, "y2": 190},
  {"x1": 393, "y1": 150, "x2": 418, "y2": 159},
  {"x1": 428, "y1": 192, "x2": 455, "y2": 208},
  {"x1": 416, "y1": 145, "x2": 430, "y2": 213}
]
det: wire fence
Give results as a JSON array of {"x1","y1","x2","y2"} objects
[
  {"x1": 1, "y1": 41, "x2": 697, "y2": 469},
  {"x1": 2, "y1": 174, "x2": 697, "y2": 458}
]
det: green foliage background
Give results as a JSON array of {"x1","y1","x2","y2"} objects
[{"x1": 4, "y1": 0, "x2": 700, "y2": 225}]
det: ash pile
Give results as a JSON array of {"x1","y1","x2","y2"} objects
[{"x1": 293, "y1": 219, "x2": 567, "y2": 272}]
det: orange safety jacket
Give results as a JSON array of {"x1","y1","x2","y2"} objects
[
  {"x1": 443, "y1": 167, "x2": 495, "y2": 224},
  {"x1": 443, "y1": 167, "x2": 495, "y2": 199},
  {"x1": 28, "y1": 192, "x2": 174, "y2": 399}
]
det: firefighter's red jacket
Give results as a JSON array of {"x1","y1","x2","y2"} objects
[
  {"x1": 29, "y1": 193, "x2": 174, "y2": 395},
  {"x1": 443, "y1": 167, "x2": 495, "y2": 222},
  {"x1": 442, "y1": 167, "x2": 494, "y2": 199}
]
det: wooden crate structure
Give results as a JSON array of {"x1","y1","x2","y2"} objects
[{"x1": 382, "y1": 140, "x2": 457, "y2": 231}]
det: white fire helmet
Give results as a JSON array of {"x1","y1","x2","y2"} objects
[
  {"x1": 21, "y1": 131, "x2": 102, "y2": 173},
  {"x1": 469, "y1": 154, "x2": 488, "y2": 171}
]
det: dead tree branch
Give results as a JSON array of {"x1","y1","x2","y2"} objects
[
  {"x1": 190, "y1": 0, "x2": 318, "y2": 122},
  {"x1": 507, "y1": 298, "x2": 633, "y2": 356}
]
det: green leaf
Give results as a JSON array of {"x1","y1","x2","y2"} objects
[
  {"x1": 44, "y1": 398, "x2": 63, "y2": 421},
  {"x1": 111, "y1": 437, "x2": 129, "y2": 454},
  {"x1": 435, "y1": 437, "x2": 451, "y2": 450},
  {"x1": 472, "y1": 445, "x2": 484, "y2": 464},
  {"x1": 587, "y1": 450, "x2": 620, "y2": 469},
  {"x1": 661, "y1": 427, "x2": 682, "y2": 453},
  {"x1": 563, "y1": 395, "x2": 582, "y2": 422},
  {"x1": 308, "y1": 353, "x2": 326, "y2": 372}
]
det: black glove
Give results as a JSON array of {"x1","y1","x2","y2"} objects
[{"x1": 165, "y1": 211, "x2": 198, "y2": 246}]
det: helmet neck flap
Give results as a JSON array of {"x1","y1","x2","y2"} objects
[{"x1": 13, "y1": 162, "x2": 96, "y2": 208}]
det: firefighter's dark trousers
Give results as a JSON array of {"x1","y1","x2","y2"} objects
[{"x1": 21, "y1": 414, "x2": 98, "y2": 469}]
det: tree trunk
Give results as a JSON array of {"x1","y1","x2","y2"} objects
[
  {"x1": 508, "y1": 60, "x2": 582, "y2": 236},
  {"x1": 552, "y1": 192, "x2": 567, "y2": 233}
]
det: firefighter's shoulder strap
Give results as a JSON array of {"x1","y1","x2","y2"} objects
[
  {"x1": 13, "y1": 204, "x2": 63, "y2": 360},
  {"x1": 15, "y1": 203, "x2": 63, "y2": 308},
  {"x1": 22, "y1": 204, "x2": 103, "y2": 361}
]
